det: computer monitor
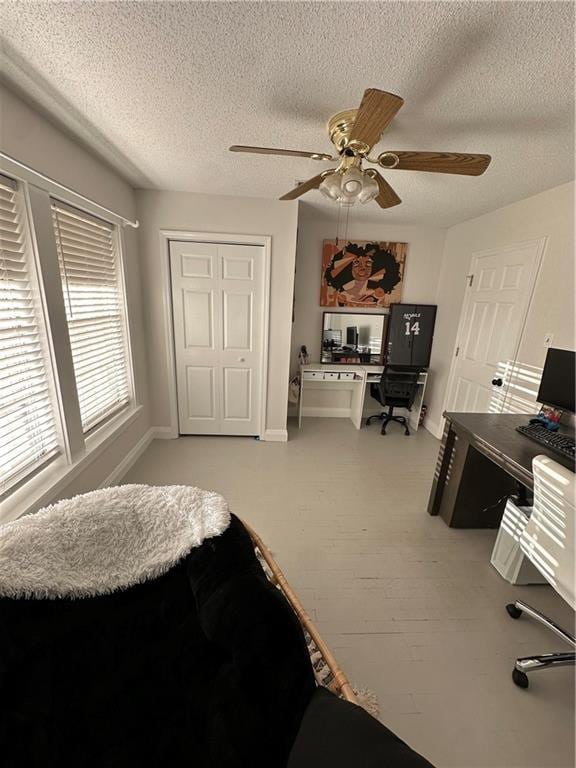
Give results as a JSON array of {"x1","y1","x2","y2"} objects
[
  {"x1": 346, "y1": 326, "x2": 358, "y2": 347},
  {"x1": 537, "y1": 348, "x2": 575, "y2": 413}
]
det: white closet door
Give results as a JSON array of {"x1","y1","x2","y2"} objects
[{"x1": 170, "y1": 240, "x2": 264, "y2": 435}]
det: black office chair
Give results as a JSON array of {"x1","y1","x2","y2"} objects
[{"x1": 366, "y1": 367, "x2": 421, "y2": 436}]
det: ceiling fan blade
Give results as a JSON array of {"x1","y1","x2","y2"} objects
[
  {"x1": 279, "y1": 173, "x2": 327, "y2": 200},
  {"x1": 229, "y1": 145, "x2": 333, "y2": 161},
  {"x1": 348, "y1": 89, "x2": 404, "y2": 150},
  {"x1": 373, "y1": 172, "x2": 402, "y2": 209},
  {"x1": 382, "y1": 151, "x2": 491, "y2": 175}
]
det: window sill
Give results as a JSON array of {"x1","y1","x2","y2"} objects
[{"x1": 0, "y1": 404, "x2": 144, "y2": 525}]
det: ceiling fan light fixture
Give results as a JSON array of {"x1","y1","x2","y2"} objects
[
  {"x1": 358, "y1": 171, "x2": 379, "y2": 204},
  {"x1": 340, "y1": 167, "x2": 364, "y2": 197},
  {"x1": 319, "y1": 172, "x2": 342, "y2": 200}
]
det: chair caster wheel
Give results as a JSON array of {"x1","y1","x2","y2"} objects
[
  {"x1": 512, "y1": 668, "x2": 529, "y2": 688},
  {"x1": 404, "y1": 431, "x2": 410, "y2": 436},
  {"x1": 506, "y1": 603, "x2": 523, "y2": 619}
]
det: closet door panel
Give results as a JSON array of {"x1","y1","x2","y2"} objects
[
  {"x1": 170, "y1": 242, "x2": 221, "y2": 434},
  {"x1": 170, "y1": 241, "x2": 265, "y2": 435}
]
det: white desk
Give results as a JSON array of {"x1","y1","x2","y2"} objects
[{"x1": 298, "y1": 364, "x2": 428, "y2": 431}]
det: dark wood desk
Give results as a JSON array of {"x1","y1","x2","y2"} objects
[{"x1": 427, "y1": 412, "x2": 575, "y2": 528}]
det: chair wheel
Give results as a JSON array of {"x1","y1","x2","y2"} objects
[
  {"x1": 512, "y1": 668, "x2": 529, "y2": 688},
  {"x1": 404, "y1": 430, "x2": 410, "y2": 436},
  {"x1": 506, "y1": 603, "x2": 523, "y2": 619}
]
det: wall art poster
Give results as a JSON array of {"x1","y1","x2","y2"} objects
[{"x1": 320, "y1": 239, "x2": 407, "y2": 308}]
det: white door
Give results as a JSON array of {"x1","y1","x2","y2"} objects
[
  {"x1": 170, "y1": 240, "x2": 265, "y2": 435},
  {"x1": 447, "y1": 239, "x2": 544, "y2": 413}
]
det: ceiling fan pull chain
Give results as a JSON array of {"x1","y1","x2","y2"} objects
[
  {"x1": 335, "y1": 193, "x2": 343, "y2": 246},
  {"x1": 344, "y1": 199, "x2": 351, "y2": 244}
]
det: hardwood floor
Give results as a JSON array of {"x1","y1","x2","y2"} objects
[{"x1": 123, "y1": 418, "x2": 575, "y2": 768}]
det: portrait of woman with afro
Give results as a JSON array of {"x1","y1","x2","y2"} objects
[{"x1": 320, "y1": 240, "x2": 407, "y2": 308}]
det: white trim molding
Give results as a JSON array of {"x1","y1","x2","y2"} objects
[
  {"x1": 0, "y1": 152, "x2": 139, "y2": 228},
  {"x1": 261, "y1": 429, "x2": 288, "y2": 442},
  {"x1": 99, "y1": 428, "x2": 154, "y2": 488},
  {"x1": 1, "y1": 405, "x2": 145, "y2": 524},
  {"x1": 100, "y1": 428, "x2": 183, "y2": 489},
  {"x1": 158, "y1": 229, "x2": 272, "y2": 441},
  {"x1": 423, "y1": 419, "x2": 443, "y2": 440},
  {"x1": 152, "y1": 426, "x2": 179, "y2": 439}
]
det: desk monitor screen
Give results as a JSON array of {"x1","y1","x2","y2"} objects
[
  {"x1": 537, "y1": 348, "x2": 575, "y2": 413},
  {"x1": 346, "y1": 326, "x2": 358, "y2": 346}
]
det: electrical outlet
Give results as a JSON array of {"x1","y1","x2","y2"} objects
[{"x1": 544, "y1": 332, "x2": 554, "y2": 348}]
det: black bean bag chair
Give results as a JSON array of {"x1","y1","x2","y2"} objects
[
  {"x1": 288, "y1": 686, "x2": 434, "y2": 768},
  {"x1": 0, "y1": 484, "x2": 433, "y2": 768}
]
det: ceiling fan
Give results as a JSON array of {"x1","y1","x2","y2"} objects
[{"x1": 229, "y1": 88, "x2": 491, "y2": 209}]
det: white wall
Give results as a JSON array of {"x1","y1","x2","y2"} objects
[
  {"x1": 426, "y1": 181, "x2": 575, "y2": 437},
  {"x1": 0, "y1": 84, "x2": 151, "y2": 500},
  {"x1": 135, "y1": 190, "x2": 298, "y2": 438},
  {"x1": 290, "y1": 206, "x2": 447, "y2": 422}
]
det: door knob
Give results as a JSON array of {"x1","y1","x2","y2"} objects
[
  {"x1": 238, "y1": 357, "x2": 245, "y2": 362},
  {"x1": 491, "y1": 377, "x2": 503, "y2": 387}
]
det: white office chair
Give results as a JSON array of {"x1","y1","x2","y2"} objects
[{"x1": 506, "y1": 455, "x2": 575, "y2": 688}]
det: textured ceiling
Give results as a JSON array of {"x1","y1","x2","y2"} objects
[{"x1": 0, "y1": 1, "x2": 574, "y2": 226}]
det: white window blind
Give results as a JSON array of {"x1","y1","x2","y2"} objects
[
  {"x1": 0, "y1": 175, "x2": 60, "y2": 494},
  {"x1": 52, "y1": 201, "x2": 130, "y2": 433}
]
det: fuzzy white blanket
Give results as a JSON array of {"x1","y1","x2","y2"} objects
[{"x1": 0, "y1": 484, "x2": 230, "y2": 599}]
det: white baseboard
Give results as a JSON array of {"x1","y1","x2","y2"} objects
[
  {"x1": 99, "y1": 429, "x2": 154, "y2": 488},
  {"x1": 151, "y1": 426, "x2": 179, "y2": 439},
  {"x1": 261, "y1": 429, "x2": 288, "y2": 442},
  {"x1": 424, "y1": 419, "x2": 443, "y2": 440},
  {"x1": 149, "y1": 426, "x2": 288, "y2": 442}
]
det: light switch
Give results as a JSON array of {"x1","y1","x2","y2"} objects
[{"x1": 544, "y1": 332, "x2": 554, "y2": 348}]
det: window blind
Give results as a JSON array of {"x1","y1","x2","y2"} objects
[
  {"x1": 0, "y1": 175, "x2": 60, "y2": 494},
  {"x1": 52, "y1": 201, "x2": 130, "y2": 433}
]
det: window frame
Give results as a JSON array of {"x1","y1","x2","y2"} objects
[
  {"x1": 51, "y1": 199, "x2": 134, "y2": 434},
  {"x1": 0, "y1": 159, "x2": 140, "y2": 523},
  {"x1": 0, "y1": 175, "x2": 66, "y2": 496}
]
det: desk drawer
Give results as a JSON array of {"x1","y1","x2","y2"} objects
[
  {"x1": 339, "y1": 372, "x2": 356, "y2": 381},
  {"x1": 303, "y1": 371, "x2": 324, "y2": 380},
  {"x1": 324, "y1": 372, "x2": 340, "y2": 380}
]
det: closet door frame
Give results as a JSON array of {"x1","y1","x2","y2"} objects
[{"x1": 159, "y1": 230, "x2": 271, "y2": 440}]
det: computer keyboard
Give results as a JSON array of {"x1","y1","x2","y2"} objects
[{"x1": 516, "y1": 423, "x2": 575, "y2": 461}]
